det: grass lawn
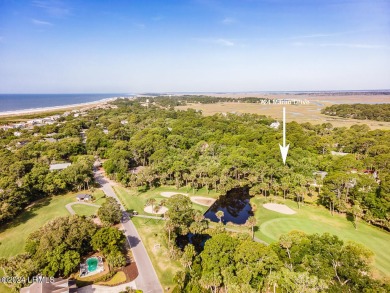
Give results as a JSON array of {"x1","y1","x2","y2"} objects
[
  {"x1": 71, "y1": 204, "x2": 99, "y2": 216},
  {"x1": 114, "y1": 185, "x2": 213, "y2": 215},
  {"x1": 114, "y1": 185, "x2": 212, "y2": 291},
  {"x1": 97, "y1": 271, "x2": 126, "y2": 286},
  {"x1": 132, "y1": 217, "x2": 182, "y2": 292},
  {"x1": 0, "y1": 189, "x2": 103, "y2": 258},
  {"x1": 92, "y1": 189, "x2": 106, "y2": 205},
  {"x1": 252, "y1": 197, "x2": 390, "y2": 278}
]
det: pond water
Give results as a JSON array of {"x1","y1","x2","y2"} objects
[
  {"x1": 204, "y1": 187, "x2": 253, "y2": 224},
  {"x1": 176, "y1": 233, "x2": 211, "y2": 252}
]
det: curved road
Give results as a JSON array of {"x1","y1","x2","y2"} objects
[
  {"x1": 65, "y1": 202, "x2": 100, "y2": 215},
  {"x1": 94, "y1": 170, "x2": 163, "y2": 293}
]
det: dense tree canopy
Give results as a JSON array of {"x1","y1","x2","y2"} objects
[
  {"x1": 97, "y1": 197, "x2": 122, "y2": 225},
  {"x1": 175, "y1": 231, "x2": 387, "y2": 293},
  {"x1": 322, "y1": 103, "x2": 390, "y2": 122},
  {"x1": 1, "y1": 96, "x2": 390, "y2": 292}
]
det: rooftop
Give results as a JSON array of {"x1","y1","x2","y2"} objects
[
  {"x1": 20, "y1": 277, "x2": 71, "y2": 293},
  {"x1": 49, "y1": 163, "x2": 71, "y2": 171}
]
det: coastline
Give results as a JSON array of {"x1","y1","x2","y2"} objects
[{"x1": 0, "y1": 98, "x2": 117, "y2": 117}]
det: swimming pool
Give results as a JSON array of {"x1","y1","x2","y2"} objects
[{"x1": 86, "y1": 257, "x2": 98, "y2": 272}]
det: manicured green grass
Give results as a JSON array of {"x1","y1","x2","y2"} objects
[
  {"x1": 132, "y1": 217, "x2": 182, "y2": 292},
  {"x1": 0, "y1": 190, "x2": 103, "y2": 258},
  {"x1": 252, "y1": 198, "x2": 390, "y2": 278},
  {"x1": 92, "y1": 189, "x2": 106, "y2": 205},
  {"x1": 114, "y1": 186, "x2": 212, "y2": 215},
  {"x1": 0, "y1": 194, "x2": 75, "y2": 258},
  {"x1": 114, "y1": 186, "x2": 166, "y2": 215},
  {"x1": 71, "y1": 204, "x2": 99, "y2": 216}
]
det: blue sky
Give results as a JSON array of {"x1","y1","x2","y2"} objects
[{"x1": 0, "y1": 0, "x2": 389, "y2": 93}]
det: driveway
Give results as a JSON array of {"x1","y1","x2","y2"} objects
[
  {"x1": 94, "y1": 170, "x2": 163, "y2": 293},
  {"x1": 76, "y1": 280, "x2": 136, "y2": 293}
]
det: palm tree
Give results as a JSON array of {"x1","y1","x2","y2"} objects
[
  {"x1": 294, "y1": 186, "x2": 306, "y2": 209},
  {"x1": 245, "y1": 216, "x2": 257, "y2": 240},
  {"x1": 145, "y1": 198, "x2": 157, "y2": 211},
  {"x1": 272, "y1": 182, "x2": 280, "y2": 202},
  {"x1": 259, "y1": 182, "x2": 269, "y2": 198},
  {"x1": 165, "y1": 220, "x2": 175, "y2": 244},
  {"x1": 84, "y1": 177, "x2": 91, "y2": 190},
  {"x1": 216, "y1": 210, "x2": 224, "y2": 223},
  {"x1": 153, "y1": 204, "x2": 160, "y2": 214}
]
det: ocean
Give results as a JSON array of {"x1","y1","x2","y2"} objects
[{"x1": 0, "y1": 93, "x2": 131, "y2": 112}]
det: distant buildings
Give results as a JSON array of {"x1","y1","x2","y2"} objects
[
  {"x1": 270, "y1": 121, "x2": 280, "y2": 129},
  {"x1": 49, "y1": 163, "x2": 72, "y2": 171},
  {"x1": 313, "y1": 171, "x2": 328, "y2": 180},
  {"x1": 331, "y1": 151, "x2": 349, "y2": 156}
]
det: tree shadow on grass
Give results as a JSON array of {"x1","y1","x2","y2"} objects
[
  {"x1": 0, "y1": 197, "x2": 51, "y2": 234},
  {"x1": 346, "y1": 212, "x2": 356, "y2": 229}
]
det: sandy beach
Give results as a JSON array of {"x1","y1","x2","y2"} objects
[{"x1": 0, "y1": 98, "x2": 117, "y2": 117}]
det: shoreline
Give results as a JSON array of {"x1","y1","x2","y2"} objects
[{"x1": 0, "y1": 98, "x2": 117, "y2": 117}]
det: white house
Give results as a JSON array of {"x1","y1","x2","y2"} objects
[{"x1": 270, "y1": 121, "x2": 280, "y2": 129}]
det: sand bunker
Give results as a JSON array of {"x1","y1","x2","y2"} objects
[
  {"x1": 190, "y1": 196, "x2": 216, "y2": 207},
  {"x1": 160, "y1": 192, "x2": 188, "y2": 198},
  {"x1": 144, "y1": 205, "x2": 168, "y2": 214},
  {"x1": 263, "y1": 203, "x2": 296, "y2": 215}
]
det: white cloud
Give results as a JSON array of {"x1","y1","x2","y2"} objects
[
  {"x1": 31, "y1": 18, "x2": 53, "y2": 26},
  {"x1": 134, "y1": 23, "x2": 146, "y2": 29},
  {"x1": 193, "y1": 37, "x2": 235, "y2": 47},
  {"x1": 288, "y1": 30, "x2": 367, "y2": 40},
  {"x1": 221, "y1": 17, "x2": 236, "y2": 25},
  {"x1": 214, "y1": 38, "x2": 234, "y2": 46},
  {"x1": 32, "y1": 0, "x2": 70, "y2": 18}
]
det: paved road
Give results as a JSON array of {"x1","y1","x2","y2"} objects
[
  {"x1": 65, "y1": 202, "x2": 100, "y2": 215},
  {"x1": 94, "y1": 171, "x2": 163, "y2": 293}
]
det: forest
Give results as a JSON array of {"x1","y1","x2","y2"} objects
[
  {"x1": 321, "y1": 103, "x2": 390, "y2": 122},
  {"x1": 0, "y1": 96, "x2": 389, "y2": 291},
  {"x1": 137, "y1": 95, "x2": 269, "y2": 107},
  {"x1": 0, "y1": 97, "x2": 389, "y2": 229}
]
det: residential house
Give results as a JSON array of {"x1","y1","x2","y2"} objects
[
  {"x1": 76, "y1": 194, "x2": 92, "y2": 201},
  {"x1": 270, "y1": 121, "x2": 280, "y2": 129},
  {"x1": 49, "y1": 163, "x2": 71, "y2": 171},
  {"x1": 20, "y1": 277, "x2": 74, "y2": 293}
]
